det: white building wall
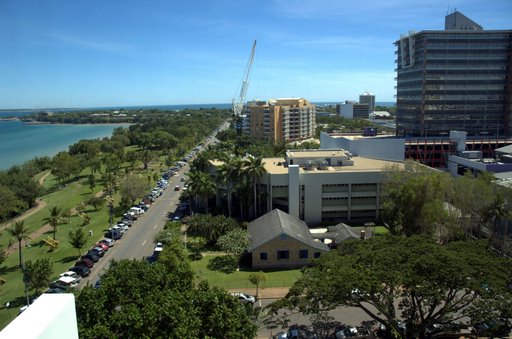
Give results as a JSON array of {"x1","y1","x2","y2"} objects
[
  {"x1": 288, "y1": 165, "x2": 300, "y2": 218},
  {"x1": 339, "y1": 104, "x2": 354, "y2": 119},
  {"x1": 320, "y1": 132, "x2": 405, "y2": 162}
]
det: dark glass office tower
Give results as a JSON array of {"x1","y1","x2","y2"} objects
[{"x1": 395, "y1": 11, "x2": 512, "y2": 137}]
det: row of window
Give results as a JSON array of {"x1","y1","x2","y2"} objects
[{"x1": 259, "y1": 250, "x2": 321, "y2": 261}]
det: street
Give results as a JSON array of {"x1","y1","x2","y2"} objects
[{"x1": 257, "y1": 299, "x2": 375, "y2": 339}]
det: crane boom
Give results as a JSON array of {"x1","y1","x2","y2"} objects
[{"x1": 232, "y1": 40, "x2": 257, "y2": 116}]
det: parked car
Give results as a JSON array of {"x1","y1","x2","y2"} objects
[
  {"x1": 50, "y1": 277, "x2": 78, "y2": 289},
  {"x1": 230, "y1": 292, "x2": 255, "y2": 304},
  {"x1": 89, "y1": 247, "x2": 105, "y2": 257},
  {"x1": 82, "y1": 252, "x2": 100, "y2": 262},
  {"x1": 174, "y1": 185, "x2": 180, "y2": 191},
  {"x1": 95, "y1": 242, "x2": 109, "y2": 251},
  {"x1": 59, "y1": 271, "x2": 82, "y2": 283},
  {"x1": 100, "y1": 238, "x2": 115, "y2": 247},
  {"x1": 69, "y1": 265, "x2": 91, "y2": 277},
  {"x1": 45, "y1": 287, "x2": 67, "y2": 294},
  {"x1": 105, "y1": 229, "x2": 122, "y2": 240},
  {"x1": 76, "y1": 258, "x2": 94, "y2": 268}
]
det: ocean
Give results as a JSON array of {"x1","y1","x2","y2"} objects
[{"x1": 0, "y1": 121, "x2": 128, "y2": 170}]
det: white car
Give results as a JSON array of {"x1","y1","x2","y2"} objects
[
  {"x1": 230, "y1": 292, "x2": 255, "y2": 304},
  {"x1": 59, "y1": 272, "x2": 81, "y2": 284}
]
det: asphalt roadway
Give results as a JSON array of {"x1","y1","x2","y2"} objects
[{"x1": 79, "y1": 162, "x2": 189, "y2": 288}]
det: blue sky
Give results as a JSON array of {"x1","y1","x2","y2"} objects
[{"x1": 0, "y1": 0, "x2": 510, "y2": 109}]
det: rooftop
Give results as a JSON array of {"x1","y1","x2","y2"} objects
[{"x1": 262, "y1": 156, "x2": 403, "y2": 174}]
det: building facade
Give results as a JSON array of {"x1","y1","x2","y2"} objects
[
  {"x1": 243, "y1": 98, "x2": 316, "y2": 142},
  {"x1": 257, "y1": 149, "x2": 403, "y2": 225},
  {"x1": 395, "y1": 11, "x2": 512, "y2": 137},
  {"x1": 337, "y1": 101, "x2": 370, "y2": 119},
  {"x1": 359, "y1": 92, "x2": 375, "y2": 114}
]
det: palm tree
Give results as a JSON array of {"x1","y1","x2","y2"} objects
[
  {"x1": 187, "y1": 171, "x2": 216, "y2": 213},
  {"x1": 483, "y1": 193, "x2": 510, "y2": 249},
  {"x1": 217, "y1": 157, "x2": 243, "y2": 218},
  {"x1": 6, "y1": 221, "x2": 31, "y2": 268},
  {"x1": 44, "y1": 206, "x2": 63, "y2": 241},
  {"x1": 243, "y1": 156, "x2": 267, "y2": 218}
]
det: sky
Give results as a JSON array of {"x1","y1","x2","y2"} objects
[{"x1": 0, "y1": 0, "x2": 510, "y2": 109}]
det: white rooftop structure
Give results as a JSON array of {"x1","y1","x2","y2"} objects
[{"x1": 0, "y1": 294, "x2": 78, "y2": 339}]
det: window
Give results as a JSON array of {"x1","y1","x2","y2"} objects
[
  {"x1": 299, "y1": 250, "x2": 308, "y2": 259},
  {"x1": 277, "y1": 250, "x2": 289, "y2": 260},
  {"x1": 279, "y1": 234, "x2": 287, "y2": 240},
  {"x1": 314, "y1": 252, "x2": 321, "y2": 258},
  {"x1": 260, "y1": 252, "x2": 268, "y2": 260}
]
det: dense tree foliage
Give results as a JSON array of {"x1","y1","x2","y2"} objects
[
  {"x1": 75, "y1": 236, "x2": 257, "y2": 338},
  {"x1": 23, "y1": 257, "x2": 53, "y2": 295},
  {"x1": 383, "y1": 161, "x2": 512, "y2": 252},
  {"x1": 186, "y1": 214, "x2": 239, "y2": 246},
  {"x1": 68, "y1": 228, "x2": 88, "y2": 257},
  {"x1": 273, "y1": 236, "x2": 511, "y2": 339},
  {"x1": 119, "y1": 175, "x2": 150, "y2": 205}
]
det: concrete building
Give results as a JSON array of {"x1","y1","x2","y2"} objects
[
  {"x1": 337, "y1": 101, "x2": 370, "y2": 119},
  {"x1": 243, "y1": 98, "x2": 316, "y2": 142},
  {"x1": 359, "y1": 92, "x2": 375, "y2": 114},
  {"x1": 257, "y1": 149, "x2": 404, "y2": 225},
  {"x1": 395, "y1": 11, "x2": 512, "y2": 137}
]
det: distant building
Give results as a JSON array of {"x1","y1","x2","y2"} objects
[
  {"x1": 243, "y1": 98, "x2": 316, "y2": 142},
  {"x1": 337, "y1": 101, "x2": 370, "y2": 119},
  {"x1": 395, "y1": 11, "x2": 512, "y2": 137},
  {"x1": 359, "y1": 92, "x2": 375, "y2": 114}
]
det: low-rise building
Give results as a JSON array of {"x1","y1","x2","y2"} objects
[
  {"x1": 248, "y1": 209, "x2": 329, "y2": 269},
  {"x1": 258, "y1": 149, "x2": 404, "y2": 225}
]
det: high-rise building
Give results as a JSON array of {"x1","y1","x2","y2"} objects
[
  {"x1": 243, "y1": 98, "x2": 316, "y2": 142},
  {"x1": 395, "y1": 11, "x2": 512, "y2": 137},
  {"x1": 359, "y1": 92, "x2": 375, "y2": 113}
]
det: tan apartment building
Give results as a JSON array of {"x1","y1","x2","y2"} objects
[{"x1": 243, "y1": 98, "x2": 316, "y2": 142}]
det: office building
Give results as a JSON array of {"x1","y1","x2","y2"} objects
[
  {"x1": 359, "y1": 92, "x2": 376, "y2": 114},
  {"x1": 395, "y1": 11, "x2": 512, "y2": 137},
  {"x1": 337, "y1": 101, "x2": 370, "y2": 119},
  {"x1": 243, "y1": 98, "x2": 316, "y2": 142},
  {"x1": 257, "y1": 149, "x2": 403, "y2": 225}
]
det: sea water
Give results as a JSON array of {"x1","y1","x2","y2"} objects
[{"x1": 0, "y1": 120, "x2": 127, "y2": 170}]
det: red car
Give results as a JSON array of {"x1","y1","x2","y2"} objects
[
  {"x1": 95, "y1": 242, "x2": 109, "y2": 251},
  {"x1": 75, "y1": 258, "x2": 94, "y2": 268}
]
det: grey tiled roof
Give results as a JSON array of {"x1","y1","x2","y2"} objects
[{"x1": 248, "y1": 209, "x2": 329, "y2": 252}]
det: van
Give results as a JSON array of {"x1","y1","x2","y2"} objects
[{"x1": 129, "y1": 207, "x2": 144, "y2": 215}]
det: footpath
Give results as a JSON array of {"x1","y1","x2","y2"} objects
[{"x1": 228, "y1": 287, "x2": 289, "y2": 300}]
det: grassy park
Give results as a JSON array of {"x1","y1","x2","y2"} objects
[{"x1": 190, "y1": 254, "x2": 302, "y2": 290}]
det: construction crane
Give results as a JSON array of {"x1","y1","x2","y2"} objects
[{"x1": 232, "y1": 40, "x2": 257, "y2": 117}]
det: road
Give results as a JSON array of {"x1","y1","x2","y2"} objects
[
  {"x1": 79, "y1": 120, "x2": 230, "y2": 287},
  {"x1": 257, "y1": 298, "x2": 375, "y2": 338},
  {"x1": 80, "y1": 162, "x2": 190, "y2": 287}
]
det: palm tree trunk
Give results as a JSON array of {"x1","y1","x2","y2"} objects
[
  {"x1": 253, "y1": 179, "x2": 257, "y2": 218},
  {"x1": 17, "y1": 240, "x2": 23, "y2": 268}
]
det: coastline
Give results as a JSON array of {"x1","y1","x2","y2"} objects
[{"x1": 0, "y1": 122, "x2": 130, "y2": 170}]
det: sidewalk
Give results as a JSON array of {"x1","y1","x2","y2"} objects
[{"x1": 228, "y1": 287, "x2": 289, "y2": 299}]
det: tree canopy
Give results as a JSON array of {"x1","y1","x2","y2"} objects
[
  {"x1": 272, "y1": 235, "x2": 511, "y2": 339},
  {"x1": 76, "y1": 244, "x2": 257, "y2": 338}
]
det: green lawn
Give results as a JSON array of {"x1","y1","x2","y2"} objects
[
  {"x1": 190, "y1": 255, "x2": 302, "y2": 290},
  {"x1": 373, "y1": 226, "x2": 390, "y2": 235}
]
